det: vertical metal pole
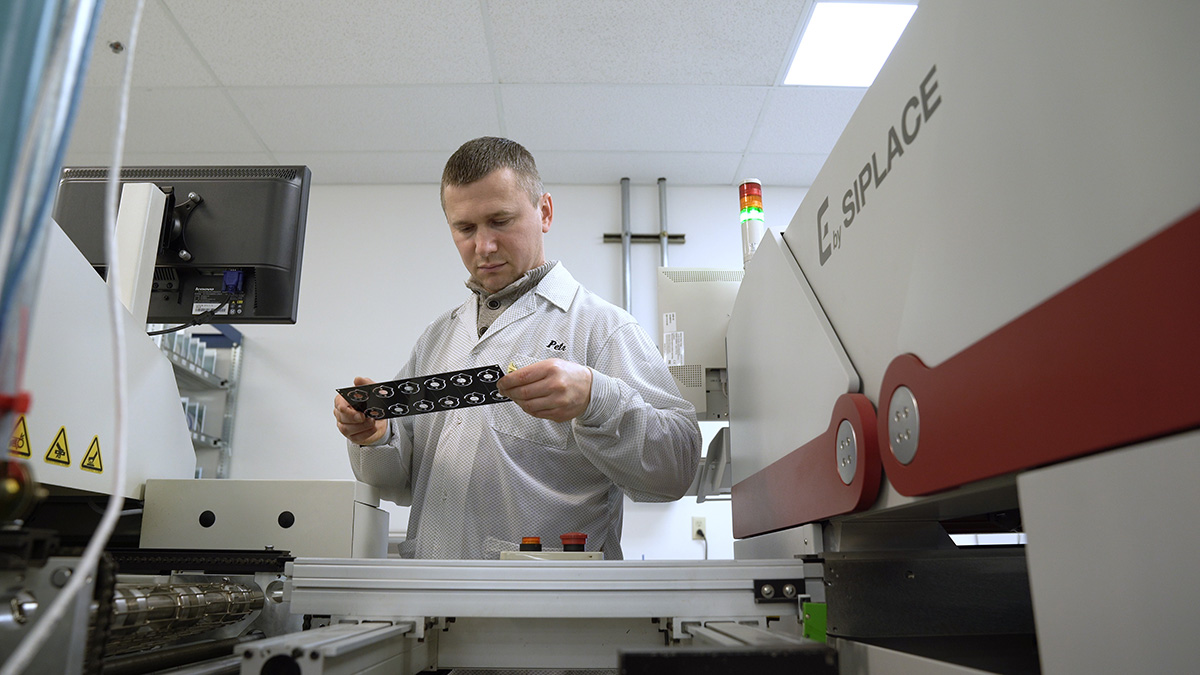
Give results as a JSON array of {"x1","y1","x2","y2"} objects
[
  {"x1": 621, "y1": 177, "x2": 632, "y2": 312},
  {"x1": 657, "y1": 177, "x2": 669, "y2": 268}
]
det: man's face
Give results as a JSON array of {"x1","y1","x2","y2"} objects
[{"x1": 444, "y1": 168, "x2": 552, "y2": 293}]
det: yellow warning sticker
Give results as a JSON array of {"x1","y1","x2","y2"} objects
[
  {"x1": 9, "y1": 415, "x2": 30, "y2": 458},
  {"x1": 44, "y1": 426, "x2": 70, "y2": 466},
  {"x1": 82, "y1": 436, "x2": 103, "y2": 474}
]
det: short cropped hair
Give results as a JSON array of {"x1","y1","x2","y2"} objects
[{"x1": 440, "y1": 137, "x2": 544, "y2": 211}]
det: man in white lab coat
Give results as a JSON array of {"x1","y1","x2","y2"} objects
[{"x1": 334, "y1": 137, "x2": 701, "y2": 560}]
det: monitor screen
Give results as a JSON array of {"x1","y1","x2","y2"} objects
[{"x1": 52, "y1": 165, "x2": 311, "y2": 324}]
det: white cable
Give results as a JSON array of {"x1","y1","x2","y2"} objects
[{"x1": 1, "y1": 0, "x2": 145, "y2": 672}]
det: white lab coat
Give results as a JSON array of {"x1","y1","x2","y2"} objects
[{"x1": 347, "y1": 263, "x2": 701, "y2": 559}]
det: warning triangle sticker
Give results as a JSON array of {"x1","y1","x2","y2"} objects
[
  {"x1": 9, "y1": 415, "x2": 30, "y2": 458},
  {"x1": 82, "y1": 436, "x2": 103, "y2": 474},
  {"x1": 44, "y1": 426, "x2": 70, "y2": 466}
]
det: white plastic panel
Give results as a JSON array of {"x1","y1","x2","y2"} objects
[
  {"x1": 777, "y1": 0, "x2": 1200, "y2": 401},
  {"x1": 1019, "y1": 430, "x2": 1200, "y2": 674},
  {"x1": 142, "y1": 479, "x2": 387, "y2": 559},
  {"x1": 726, "y1": 229, "x2": 859, "y2": 483},
  {"x1": 113, "y1": 183, "x2": 165, "y2": 323},
  {"x1": 20, "y1": 223, "x2": 194, "y2": 498}
]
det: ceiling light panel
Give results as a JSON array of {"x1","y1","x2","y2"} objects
[{"x1": 784, "y1": 2, "x2": 917, "y2": 87}]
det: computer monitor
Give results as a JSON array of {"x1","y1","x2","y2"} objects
[
  {"x1": 656, "y1": 267, "x2": 743, "y2": 420},
  {"x1": 52, "y1": 165, "x2": 311, "y2": 324}
]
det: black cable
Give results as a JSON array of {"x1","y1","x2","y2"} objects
[
  {"x1": 146, "y1": 293, "x2": 233, "y2": 336},
  {"x1": 697, "y1": 528, "x2": 708, "y2": 560}
]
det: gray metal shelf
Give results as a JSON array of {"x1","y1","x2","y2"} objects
[
  {"x1": 190, "y1": 429, "x2": 223, "y2": 448},
  {"x1": 159, "y1": 325, "x2": 243, "y2": 479},
  {"x1": 165, "y1": 350, "x2": 229, "y2": 389}
]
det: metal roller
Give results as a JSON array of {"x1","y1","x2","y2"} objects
[{"x1": 106, "y1": 581, "x2": 263, "y2": 656}]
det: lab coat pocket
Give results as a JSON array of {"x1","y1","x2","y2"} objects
[
  {"x1": 488, "y1": 403, "x2": 570, "y2": 451},
  {"x1": 490, "y1": 413, "x2": 597, "y2": 491}
]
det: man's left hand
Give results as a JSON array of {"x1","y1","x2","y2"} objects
[{"x1": 497, "y1": 358, "x2": 593, "y2": 422}]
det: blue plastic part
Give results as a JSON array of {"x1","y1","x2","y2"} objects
[{"x1": 222, "y1": 269, "x2": 244, "y2": 293}]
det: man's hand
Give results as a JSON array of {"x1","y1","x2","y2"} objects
[
  {"x1": 334, "y1": 376, "x2": 387, "y2": 445},
  {"x1": 497, "y1": 358, "x2": 593, "y2": 423}
]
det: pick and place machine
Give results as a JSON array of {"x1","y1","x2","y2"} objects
[
  {"x1": 4, "y1": 1, "x2": 1199, "y2": 673},
  {"x1": 724, "y1": 1, "x2": 1200, "y2": 673}
]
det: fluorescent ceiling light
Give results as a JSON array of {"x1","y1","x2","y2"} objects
[{"x1": 784, "y1": 2, "x2": 917, "y2": 87}]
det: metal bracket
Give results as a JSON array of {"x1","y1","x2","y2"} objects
[
  {"x1": 754, "y1": 578, "x2": 805, "y2": 603},
  {"x1": 160, "y1": 188, "x2": 203, "y2": 262}
]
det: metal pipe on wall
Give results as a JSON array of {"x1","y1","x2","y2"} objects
[
  {"x1": 621, "y1": 177, "x2": 632, "y2": 312},
  {"x1": 658, "y1": 177, "x2": 669, "y2": 267}
]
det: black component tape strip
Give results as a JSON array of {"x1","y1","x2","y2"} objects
[{"x1": 337, "y1": 364, "x2": 510, "y2": 420}]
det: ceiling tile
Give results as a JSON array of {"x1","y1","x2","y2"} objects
[
  {"x1": 273, "y1": 152, "x2": 451, "y2": 185},
  {"x1": 82, "y1": 0, "x2": 217, "y2": 88},
  {"x1": 56, "y1": 2, "x2": 861, "y2": 188},
  {"x1": 534, "y1": 151, "x2": 744, "y2": 185},
  {"x1": 228, "y1": 85, "x2": 501, "y2": 153},
  {"x1": 66, "y1": 87, "x2": 268, "y2": 156},
  {"x1": 750, "y1": 87, "x2": 867, "y2": 154},
  {"x1": 502, "y1": 84, "x2": 767, "y2": 152},
  {"x1": 162, "y1": 0, "x2": 492, "y2": 86},
  {"x1": 737, "y1": 153, "x2": 828, "y2": 188},
  {"x1": 488, "y1": 0, "x2": 806, "y2": 85}
]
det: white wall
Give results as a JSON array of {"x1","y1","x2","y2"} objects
[{"x1": 228, "y1": 180, "x2": 806, "y2": 560}]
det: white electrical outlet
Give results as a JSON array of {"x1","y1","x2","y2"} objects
[{"x1": 692, "y1": 516, "x2": 706, "y2": 540}]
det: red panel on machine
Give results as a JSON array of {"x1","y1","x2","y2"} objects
[
  {"x1": 732, "y1": 393, "x2": 881, "y2": 539},
  {"x1": 877, "y1": 207, "x2": 1200, "y2": 496}
]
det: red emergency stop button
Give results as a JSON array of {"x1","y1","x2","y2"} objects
[{"x1": 560, "y1": 532, "x2": 587, "y2": 551}]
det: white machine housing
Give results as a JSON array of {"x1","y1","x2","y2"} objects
[
  {"x1": 726, "y1": 1, "x2": 1200, "y2": 673},
  {"x1": 18, "y1": 220, "x2": 194, "y2": 498},
  {"x1": 141, "y1": 479, "x2": 389, "y2": 559},
  {"x1": 730, "y1": 0, "x2": 1200, "y2": 508}
]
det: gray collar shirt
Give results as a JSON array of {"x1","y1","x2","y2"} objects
[{"x1": 347, "y1": 263, "x2": 701, "y2": 560}]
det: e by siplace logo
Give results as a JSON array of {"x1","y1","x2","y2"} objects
[{"x1": 818, "y1": 64, "x2": 942, "y2": 266}]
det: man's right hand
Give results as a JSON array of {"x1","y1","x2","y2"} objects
[{"x1": 334, "y1": 376, "x2": 387, "y2": 445}]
